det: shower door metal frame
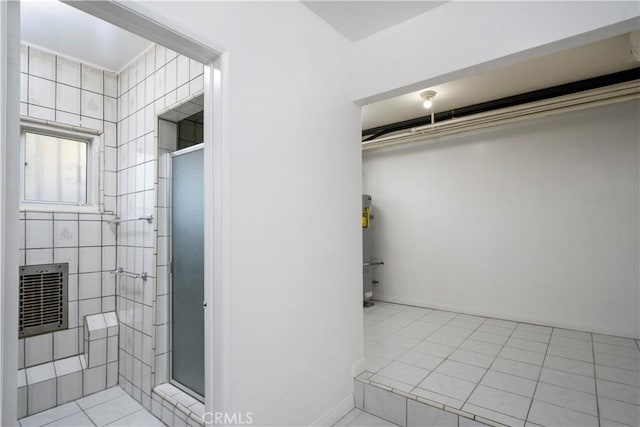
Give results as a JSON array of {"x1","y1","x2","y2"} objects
[{"x1": 169, "y1": 143, "x2": 205, "y2": 402}]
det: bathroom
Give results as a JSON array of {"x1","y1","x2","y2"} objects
[{"x1": 14, "y1": 1, "x2": 207, "y2": 425}]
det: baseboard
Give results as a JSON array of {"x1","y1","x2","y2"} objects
[
  {"x1": 351, "y1": 357, "x2": 367, "y2": 377},
  {"x1": 375, "y1": 295, "x2": 640, "y2": 339},
  {"x1": 309, "y1": 394, "x2": 354, "y2": 427}
]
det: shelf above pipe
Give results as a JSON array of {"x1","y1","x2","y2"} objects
[{"x1": 107, "y1": 215, "x2": 153, "y2": 225}]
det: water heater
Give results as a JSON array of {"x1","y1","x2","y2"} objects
[{"x1": 362, "y1": 194, "x2": 383, "y2": 306}]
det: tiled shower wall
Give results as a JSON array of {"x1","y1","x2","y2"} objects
[
  {"x1": 155, "y1": 119, "x2": 177, "y2": 387},
  {"x1": 115, "y1": 42, "x2": 204, "y2": 409},
  {"x1": 18, "y1": 45, "x2": 118, "y2": 370},
  {"x1": 177, "y1": 113, "x2": 204, "y2": 149}
]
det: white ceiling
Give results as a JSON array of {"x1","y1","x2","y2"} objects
[
  {"x1": 302, "y1": 1, "x2": 447, "y2": 41},
  {"x1": 20, "y1": 0, "x2": 151, "y2": 72},
  {"x1": 19, "y1": 1, "x2": 639, "y2": 133},
  {"x1": 362, "y1": 33, "x2": 640, "y2": 130}
]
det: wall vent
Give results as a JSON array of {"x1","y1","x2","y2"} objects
[{"x1": 19, "y1": 263, "x2": 68, "y2": 338}]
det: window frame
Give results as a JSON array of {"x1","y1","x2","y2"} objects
[{"x1": 19, "y1": 120, "x2": 101, "y2": 213}]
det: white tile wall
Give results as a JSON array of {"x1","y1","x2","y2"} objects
[
  {"x1": 55, "y1": 83, "x2": 80, "y2": 114},
  {"x1": 56, "y1": 56, "x2": 80, "y2": 87},
  {"x1": 88, "y1": 339, "x2": 107, "y2": 368},
  {"x1": 29, "y1": 49, "x2": 56, "y2": 80},
  {"x1": 81, "y1": 90, "x2": 104, "y2": 120},
  {"x1": 25, "y1": 335, "x2": 53, "y2": 367},
  {"x1": 28, "y1": 104, "x2": 55, "y2": 121},
  {"x1": 21, "y1": 44, "x2": 117, "y2": 213},
  {"x1": 26, "y1": 362, "x2": 57, "y2": 414},
  {"x1": 19, "y1": 212, "x2": 116, "y2": 369},
  {"x1": 53, "y1": 221, "x2": 78, "y2": 248},
  {"x1": 164, "y1": 58, "x2": 177, "y2": 93},
  {"x1": 57, "y1": 371, "x2": 82, "y2": 405},
  {"x1": 79, "y1": 248, "x2": 102, "y2": 274},
  {"x1": 28, "y1": 76, "x2": 55, "y2": 109},
  {"x1": 25, "y1": 220, "x2": 52, "y2": 249},
  {"x1": 53, "y1": 328, "x2": 79, "y2": 360},
  {"x1": 28, "y1": 378, "x2": 57, "y2": 415},
  {"x1": 18, "y1": 370, "x2": 27, "y2": 418},
  {"x1": 116, "y1": 43, "x2": 204, "y2": 408},
  {"x1": 105, "y1": 73, "x2": 118, "y2": 98},
  {"x1": 79, "y1": 272, "x2": 102, "y2": 299},
  {"x1": 84, "y1": 365, "x2": 107, "y2": 396},
  {"x1": 19, "y1": 45, "x2": 117, "y2": 378},
  {"x1": 81, "y1": 64, "x2": 104, "y2": 94},
  {"x1": 19, "y1": 317, "x2": 121, "y2": 418},
  {"x1": 105, "y1": 96, "x2": 117, "y2": 122}
]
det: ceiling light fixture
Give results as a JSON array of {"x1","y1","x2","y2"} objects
[{"x1": 420, "y1": 90, "x2": 437, "y2": 109}]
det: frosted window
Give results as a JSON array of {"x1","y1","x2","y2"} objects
[{"x1": 24, "y1": 132, "x2": 88, "y2": 204}]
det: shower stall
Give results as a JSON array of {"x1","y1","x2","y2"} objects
[
  {"x1": 170, "y1": 144, "x2": 204, "y2": 398},
  {"x1": 157, "y1": 99, "x2": 206, "y2": 402}
]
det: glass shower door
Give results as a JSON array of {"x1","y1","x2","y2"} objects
[{"x1": 171, "y1": 144, "x2": 204, "y2": 398}]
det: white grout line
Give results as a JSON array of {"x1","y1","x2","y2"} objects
[
  {"x1": 518, "y1": 326, "x2": 549, "y2": 424},
  {"x1": 460, "y1": 320, "x2": 520, "y2": 411},
  {"x1": 77, "y1": 404, "x2": 98, "y2": 427},
  {"x1": 365, "y1": 307, "x2": 639, "y2": 386},
  {"x1": 591, "y1": 332, "x2": 602, "y2": 427},
  {"x1": 23, "y1": 402, "x2": 83, "y2": 427},
  {"x1": 368, "y1": 309, "x2": 514, "y2": 419},
  {"x1": 363, "y1": 303, "x2": 638, "y2": 426},
  {"x1": 374, "y1": 299, "x2": 638, "y2": 341}
]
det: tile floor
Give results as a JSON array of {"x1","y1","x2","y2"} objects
[
  {"x1": 18, "y1": 386, "x2": 164, "y2": 427},
  {"x1": 361, "y1": 301, "x2": 640, "y2": 427}
]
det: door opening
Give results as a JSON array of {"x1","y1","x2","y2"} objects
[{"x1": 2, "y1": 1, "x2": 224, "y2": 422}]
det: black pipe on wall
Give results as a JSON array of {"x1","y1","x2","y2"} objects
[{"x1": 362, "y1": 67, "x2": 640, "y2": 141}]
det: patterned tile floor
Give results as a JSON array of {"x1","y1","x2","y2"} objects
[
  {"x1": 19, "y1": 387, "x2": 164, "y2": 427},
  {"x1": 361, "y1": 301, "x2": 640, "y2": 427}
]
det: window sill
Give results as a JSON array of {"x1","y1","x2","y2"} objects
[{"x1": 19, "y1": 203, "x2": 104, "y2": 215}]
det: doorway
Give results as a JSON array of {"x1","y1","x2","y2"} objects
[{"x1": 0, "y1": 1, "x2": 224, "y2": 423}]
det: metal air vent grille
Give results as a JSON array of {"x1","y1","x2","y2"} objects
[{"x1": 19, "y1": 263, "x2": 68, "y2": 338}]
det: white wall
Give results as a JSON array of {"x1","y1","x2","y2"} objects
[
  {"x1": 126, "y1": 2, "x2": 363, "y2": 425},
  {"x1": 363, "y1": 100, "x2": 640, "y2": 338},
  {"x1": 352, "y1": 1, "x2": 640, "y2": 103},
  {"x1": 0, "y1": 0, "x2": 20, "y2": 424}
]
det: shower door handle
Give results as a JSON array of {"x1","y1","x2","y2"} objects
[{"x1": 203, "y1": 300, "x2": 207, "y2": 308}]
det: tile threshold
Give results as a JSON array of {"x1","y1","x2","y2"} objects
[
  {"x1": 152, "y1": 382, "x2": 204, "y2": 426},
  {"x1": 355, "y1": 376, "x2": 509, "y2": 427}
]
